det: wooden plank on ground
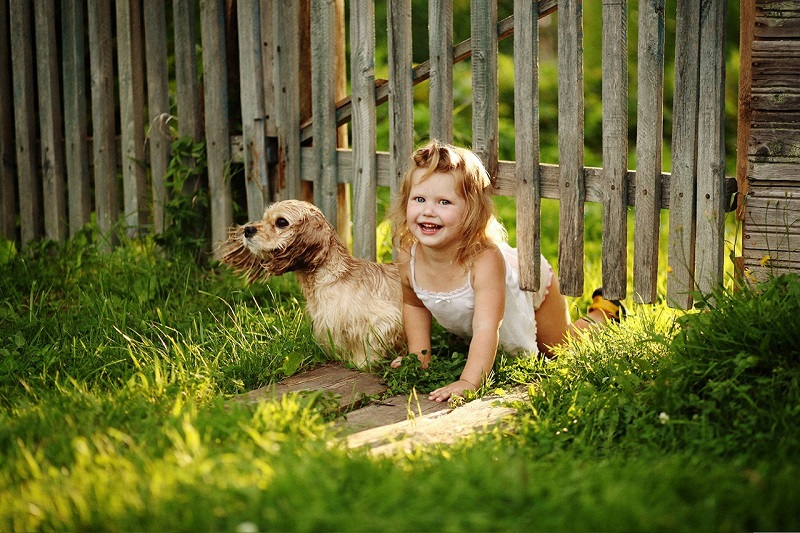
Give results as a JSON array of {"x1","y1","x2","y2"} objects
[
  {"x1": 336, "y1": 392, "x2": 450, "y2": 436},
  {"x1": 236, "y1": 363, "x2": 387, "y2": 409},
  {"x1": 344, "y1": 387, "x2": 526, "y2": 456},
  {"x1": 557, "y1": 0, "x2": 584, "y2": 297}
]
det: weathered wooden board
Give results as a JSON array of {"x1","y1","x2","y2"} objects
[
  {"x1": 336, "y1": 392, "x2": 451, "y2": 436},
  {"x1": 236, "y1": 363, "x2": 387, "y2": 408},
  {"x1": 345, "y1": 388, "x2": 527, "y2": 456}
]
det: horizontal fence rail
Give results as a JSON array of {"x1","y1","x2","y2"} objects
[{"x1": 0, "y1": 0, "x2": 736, "y2": 308}]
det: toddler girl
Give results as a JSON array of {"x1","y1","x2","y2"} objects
[{"x1": 389, "y1": 140, "x2": 621, "y2": 402}]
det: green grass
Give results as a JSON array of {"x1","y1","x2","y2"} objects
[{"x1": 1, "y1": 223, "x2": 799, "y2": 531}]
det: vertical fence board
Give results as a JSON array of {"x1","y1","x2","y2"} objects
[
  {"x1": 514, "y1": 0, "x2": 541, "y2": 291},
  {"x1": 0, "y1": 0, "x2": 17, "y2": 240},
  {"x1": 311, "y1": 0, "x2": 339, "y2": 224},
  {"x1": 470, "y1": 0, "x2": 498, "y2": 179},
  {"x1": 174, "y1": 0, "x2": 201, "y2": 141},
  {"x1": 557, "y1": 0, "x2": 584, "y2": 296},
  {"x1": 62, "y1": 0, "x2": 92, "y2": 237},
  {"x1": 201, "y1": 0, "x2": 233, "y2": 251},
  {"x1": 116, "y1": 0, "x2": 148, "y2": 236},
  {"x1": 88, "y1": 0, "x2": 119, "y2": 245},
  {"x1": 633, "y1": 0, "x2": 665, "y2": 304},
  {"x1": 601, "y1": 0, "x2": 628, "y2": 301},
  {"x1": 429, "y1": 0, "x2": 453, "y2": 143},
  {"x1": 350, "y1": 0, "x2": 377, "y2": 260},
  {"x1": 274, "y1": 0, "x2": 301, "y2": 200},
  {"x1": 238, "y1": 0, "x2": 267, "y2": 219},
  {"x1": 143, "y1": 0, "x2": 170, "y2": 233},
  {"x1": 694, "y1": 0, "x2": 728, "y2": 297},
  {"x1": 260, "y1": 1, "x2": 277, "y2": 137},
  {"x1": 667, "y1": 0, "x2": 701, "y2": 309},
  {"x1": 10, "y1": 0, "x2": 41, "y2": 244},
  {"x1": 35, "y1": 0, "x2": 67, "y2": 242},
  {"x1": 388, "y1": 0, "x2": 413, "y2": 194}
]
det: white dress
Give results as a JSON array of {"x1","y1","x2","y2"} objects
[{"x1": 410, "y1": 242, "x2": 553, "y2": 355}]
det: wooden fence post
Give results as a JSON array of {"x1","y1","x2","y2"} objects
[
  {"x1": 10, "y1": 0, "x2": 42, "y2": 244},
  {"x1": 0, "y1": 0, "x2": 14, "y2": 241},
  {"x1": 515, "y1": 0, "x2": 541, "y2": 292},
  {"x1": 62, "y1": 0, "x2": 92, "y2": 237},
  {"x1": 116, "y1": 0, "x2": 149, "y2": 236},
  {"x1": 470, "y1": 0, "x2": 498, "y2": 180},
  {"x1": 388, "y1": 0, "x2": 414, "y2": 195},
  {"x1": 143, "y1": 0, "x2": 170, "y2": 234},
  {"x1": 201, "y1": 0, "x2": 233, "y2": 253},
  {"x1": 429, "y1": 0, "x2": 453, "y2": 143},
  {"x1": 273, "y1": 0, "x2": 302, "y2": 201},
  {"x1": 88, "y1": 0, "x2": 119, "y2": 248},
  {"x1": 557, "y1": 0, "x2": 584, "y2": 297},
  {"x1": 350, "y1": 0, "x2": 377, "y2": 260},
  {"x1": 601, "y1": 0, "x2": 629, "y2": 301}
]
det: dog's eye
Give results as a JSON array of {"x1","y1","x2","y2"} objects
[{"x1": 275, "y1": 217, "x2": 290, "y2": 229}]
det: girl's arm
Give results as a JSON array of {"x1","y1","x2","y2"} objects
[
  {"x1": 428, "y1": 246, "x2": 506, "y2": 402},
  {"x1": 391, "y1": 249, "x2": 433, "y2": 369}
]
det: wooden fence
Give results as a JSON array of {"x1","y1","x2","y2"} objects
[{"x1": 0, "y1": 0, "x2": 735, "y2": 308}]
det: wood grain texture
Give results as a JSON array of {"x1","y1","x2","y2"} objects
[
  {"x1": 0, "y1": 0, "x2": 14, "y2": 240},
  {"x1": 429, "y1": 0, "x2": 454, "y2": 143},
  {"x1": 470, "y1": 0, "x2": 498, "y2": 179},
  {"x1": 387, "y1": 0, "x2": 414, "y2": 195}
]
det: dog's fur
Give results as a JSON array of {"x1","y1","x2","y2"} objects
[{"x1": 220, "y1": 200, "x2": 404, "y2": 368}]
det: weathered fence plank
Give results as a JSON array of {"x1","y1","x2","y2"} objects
[
  {"x1": 350, "y1": 0, "x2": 378, "y2": 260},
  {"x1": 0, "y1": 0, "x2": 14, "y2": 240},
  {"x1": 601, "y1": 0, "x2": 629, "y2": 302},
  {"x1": 88, "y1": 1, "x2": 119, "y2": 246},
  {"x1": 311, "y1": 0, "x2": 339, "y2": 224},
  {"x1": 667, "y1": 0, "x2": 701, "y2": 309},
  {"x1": 514, "y1": 0, "x2": 541, "y2": 291},
  {"x1": 200, "y1": 0, "x2": 233, "y2": 252},
  {"x1": 273, "y1": 0, "x2": 302, "y2": 201},
  {"x1": 557, "y1": 0, "x2": 584, "y2": 297},
  {"x1": 633, "y1": 0, "x2": 666, "y2": 304},
  {"x1": 116, "y1": 0, "x2": 149, "y2": 236},
  {"x1": 143, "y1": 0, "x2": 170, "y2": 234},
  {"x1": 10, "y1": 0, "x2": 41, "y2": 244},
  {"x1": 429, "y1": 0, "x2": 454, "y2": 143},
  {"x1": 238, "y1": 0, "x2": 268, "y2": 219},
  {"x1": 694, "y1": 0, "x2": 729, "y2": 297},
  {"x1": 388, "y1": 0, "x2": 414, "y2": 194},
  {"x1": 471, "y1": 0, "x2": 498, "y2": 179},
  {"x1": 62, "y1": 0, "x2": 92, "y2": 237},
  {"x1": 34, "y1": 0, "x2": 67, "y2": 243}
]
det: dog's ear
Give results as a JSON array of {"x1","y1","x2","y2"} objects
[
  {"x1": 219, "y1": 227, "x2": 271, "y2": 283},
  {"x1": 265, "y1": 206, "x2": 332, "y2": 274}
]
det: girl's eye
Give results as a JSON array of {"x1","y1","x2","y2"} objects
[
  {"x1": 413, "y1": 197, "x2": 425, "y2": 203},
  {"x1": 439, "y1": 199, "x2": 451, "y2": 206}
]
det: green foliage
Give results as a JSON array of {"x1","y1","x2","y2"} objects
[{"x1": 155, "y1": 136, "x2": 209, "y2": 260}]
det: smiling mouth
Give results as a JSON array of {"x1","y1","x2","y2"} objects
[{"x1": 418, "y1": 223, "x2": 442, "y2": 234}]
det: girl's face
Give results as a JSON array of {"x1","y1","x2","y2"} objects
[{"x1": 406, "y1": 168, "x2": 466, "y2": 252}]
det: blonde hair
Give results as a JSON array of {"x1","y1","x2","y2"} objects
[{"x1": 390, "y1": 139, "x2": 506, "y2": 267}]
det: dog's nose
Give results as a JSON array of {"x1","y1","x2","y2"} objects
[{"x1": 243, "y1": 226, "x2": 257, "y2": 239}]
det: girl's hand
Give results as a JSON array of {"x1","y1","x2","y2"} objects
[
  {"x1": 428, "y1": 379, "x2": 477, "y2": 403},
  {"x1": 390, "y1": 353, "x2": 431, "y2": 369}
]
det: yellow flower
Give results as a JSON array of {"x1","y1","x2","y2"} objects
[{"x1": 760, "y1": 254, "x2": 771, "y2": 267}]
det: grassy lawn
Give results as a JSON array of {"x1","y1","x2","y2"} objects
[{"x1": 1, "y1": 208, "x2": 799, "y2": 531}]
